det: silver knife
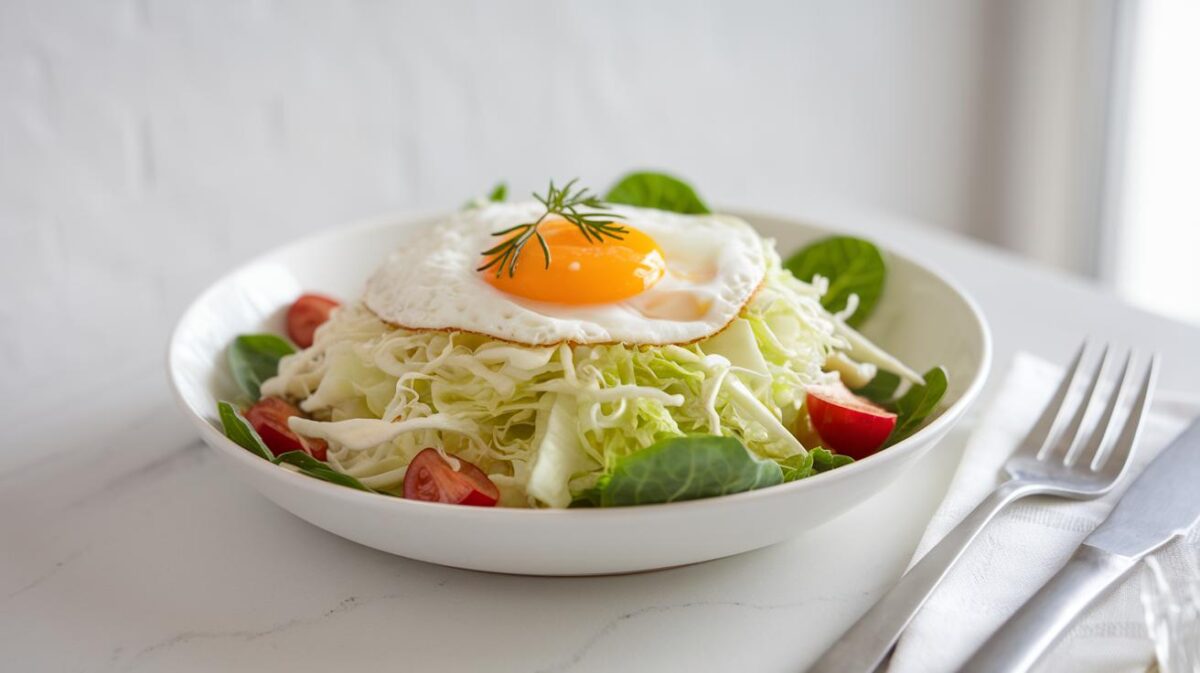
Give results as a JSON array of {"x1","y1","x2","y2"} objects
[{"x1": 962, "y1": 417, "x2": 1200, "y2": 673}]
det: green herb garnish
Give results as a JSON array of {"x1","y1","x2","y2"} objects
[{"x1": 477, "y1": 178, "x2": 628, "y2": 278}]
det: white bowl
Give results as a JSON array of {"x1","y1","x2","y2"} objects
[{"x1": 168, "y1": 209, "x2": 991, "y2": 575}]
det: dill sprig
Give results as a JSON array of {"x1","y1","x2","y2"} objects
[{"x1": 477, "y1": 178, "x2": 628, "y2": 278}]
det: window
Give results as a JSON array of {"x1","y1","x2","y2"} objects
[{"x1": 1108, "y1": 0, "x2": 1200, "y2": 325}]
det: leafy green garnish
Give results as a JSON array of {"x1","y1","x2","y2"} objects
[
  {"x1": 604, "y1": 171, "x2": 711, "y2": 214},
  {"x1": 477, "y1": 178, "x2": 627, "y2": 279},
  {"x1": 575, "y1": 435, "x2": 783, "y2": 507},
  {"x1": 811, "y1": 447, "x2": 855, "y2": 472},
  {"x1": 272, "y1": 451, "x2": 374, "y2": 492},
  {"x1": 779, "y1": 447, "x2": 854, "y2": 482},
  {"x1": 227, "y1": 334, "x2": 295, "y2": 400},
  {"x1": 844, "y1": 367, "x2": 950, "y2": 447},
  {"x1": 217, "y1": 400, "x2": 375, "y2": 492},
  {"x1": 779, "y1": 452, "x2": 815, "y2": 482},
  {"x1": 887, "y1": 366, "x2": 949, "y2": 445},
  {"x1": 784, "y1": 236, "x2": 886, "y2": 327},
  {"x1": 853, "y1": 370, "x2": 902, "y2": 405},
  {"x1": 217, "y1": 400, "x2": 273, "y2": 461}
]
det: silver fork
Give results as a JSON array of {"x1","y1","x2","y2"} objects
[{"x1": 808, "y1": 343, "x2": 1159, "y2": 673}]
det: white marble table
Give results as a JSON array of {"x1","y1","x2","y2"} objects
[{"x1": 4, "y1": 207, "x2": 1199, "y2": 673}]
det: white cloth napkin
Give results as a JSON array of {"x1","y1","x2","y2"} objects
[{"x1": 888, "y1": 352, "x2": 1200, "y2": 673}]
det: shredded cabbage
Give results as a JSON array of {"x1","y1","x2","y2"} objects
[{"x1": 261, "y1": 245, "x2": 853, "y2": 507}]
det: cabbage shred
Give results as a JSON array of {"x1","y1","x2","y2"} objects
[{"x1": 261, "y1": 245, "x2": 845, "y2": 507}]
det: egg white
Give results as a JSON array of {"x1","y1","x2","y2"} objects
[{"x1": 363, "y1": 202, "x2": 767, "y2": 345}]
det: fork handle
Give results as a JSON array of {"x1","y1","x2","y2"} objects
[{"x1": 807, "y1": 480, "x2": 1039, "y2": 673}]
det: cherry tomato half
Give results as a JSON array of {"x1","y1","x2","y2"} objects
[
  {"x1": 403, "y1": 448, "x2": 499, "y2": 507},
  {"x1": 286, "y1": 293, "x2": 340, "y2": 348},
  {"x1": 245, "y1": 397, "x2": 328, "y2": 461},
  {"x1": 805, "y1": 383, "x2": 897, "y2": 459}
]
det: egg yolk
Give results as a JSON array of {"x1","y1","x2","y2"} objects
[{"x1": 484, "y1": 219, "x2": 666, "y2": 305}]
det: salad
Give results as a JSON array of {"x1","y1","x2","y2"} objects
[{"x1": 217, "y1": 171, "x2": 948, "y2": 508}]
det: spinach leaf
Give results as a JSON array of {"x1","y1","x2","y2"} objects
[
  {"x1": 887, "y1": 366, "x2": 949, "y2": 445},
  {"x1": 488, "y1": 182, "x2": 507, "y2": 202},
  {"x1": 577, "y1": 435, "x2": 782, "y2": 507},
  {"x1": 853, "y1": 370, "x2": 902, "y2": 404},
  {"x1": 783, "y1": 236, "x2": 886, "y2": 327},
  {"x1": 217, "y1": 400, "x2": 375, "y2": 493},
  {"x1": 217, "y1": 400, "x2": 273, "y2": 461},
  {"x1": 604, "y1": 172, "x2": 711, "y2": 214},
  {"x1": 811, "y1": 447, "x2": 854, "y2": 472},
  {"x1": 227, "y1": 334, "x2": 295, "y2": 400},
  {"x1": 272, "y1": 451, "x2": 374, "y2": 492},
  {"x1": 780, "y1": 447, "x2": 855, "y2": 482}
]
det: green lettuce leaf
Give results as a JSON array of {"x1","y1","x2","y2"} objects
[
  {"x1": 778, "y1": 447, "x2": 853, "y2": 482},
  {"x1": 272, "y1": 451, "x2": 374, "y2": 492},
  {"x1": 605, "y1": 171, "x2": 711, "y2": 214},
  {"x1": 228, "y1": 334, "x2": 295, "y2": 400},
  {"x1": 217, "y1": 400, "x2": 273, "y2": 461},
  {"x1": 576, "y1": 435, "x2": 783, "y2": 507},
  {"x1": 778, "y1": 452, "x2": 815, "y2": 482},
  {"x1": 217, "y1": 401, "x2": 375, "y2": 493},
  {"x1": 887, "y1": 366, "x2": 949, "y2": 445},
  {"x1": 811, "y1": 446, "x2": 855, "y2": 472},
  {"x1": 783, "y1": 236, "x2": 885, "y2": 327},
  {"x1": 853, "y1": 370, "x2": 902, "y2": 404}
]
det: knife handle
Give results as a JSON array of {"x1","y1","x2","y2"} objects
[{"x1": 960, "y1": 544, "x2": 1139, "y2": 673}]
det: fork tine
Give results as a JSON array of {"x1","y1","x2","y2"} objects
[
  {"x1": 1018, "y1": 341, "x2": 1089, "y2": 456},
  {"x1": 1075, "y1": 350, "x2": 1132, "y2": 469},
  {"x1": 1098, "y1": 353, "x2": 1159, "y2": 476},
  {"x1": 1047, "y1": 344, "x2": 1111, "y2": 464}
]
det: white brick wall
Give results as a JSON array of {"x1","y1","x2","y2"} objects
[{"x1": 0, "y1": 0, "x2": 988, "y2": 412}]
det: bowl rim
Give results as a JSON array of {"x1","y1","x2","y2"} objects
[{"x1": 168, "y1": 207, "x2": 993, "y2": 519}]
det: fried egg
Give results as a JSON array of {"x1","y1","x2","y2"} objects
[{"x1": 363, "y1": 201, "x2": 766, "y2": 345}]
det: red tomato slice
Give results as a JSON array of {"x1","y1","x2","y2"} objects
[
  {"x1": 403, "y1": 448, "x2": 499, "y2": 507},
  {"x1": 287, "y1": 293, "x2": 340, "y2": 348},
  {"x1": 805, "y1": 383, "x2": 897, "y2": 459},
  {"x1": 244, "y1": 397, "x2": 328, "y2": 461}
]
